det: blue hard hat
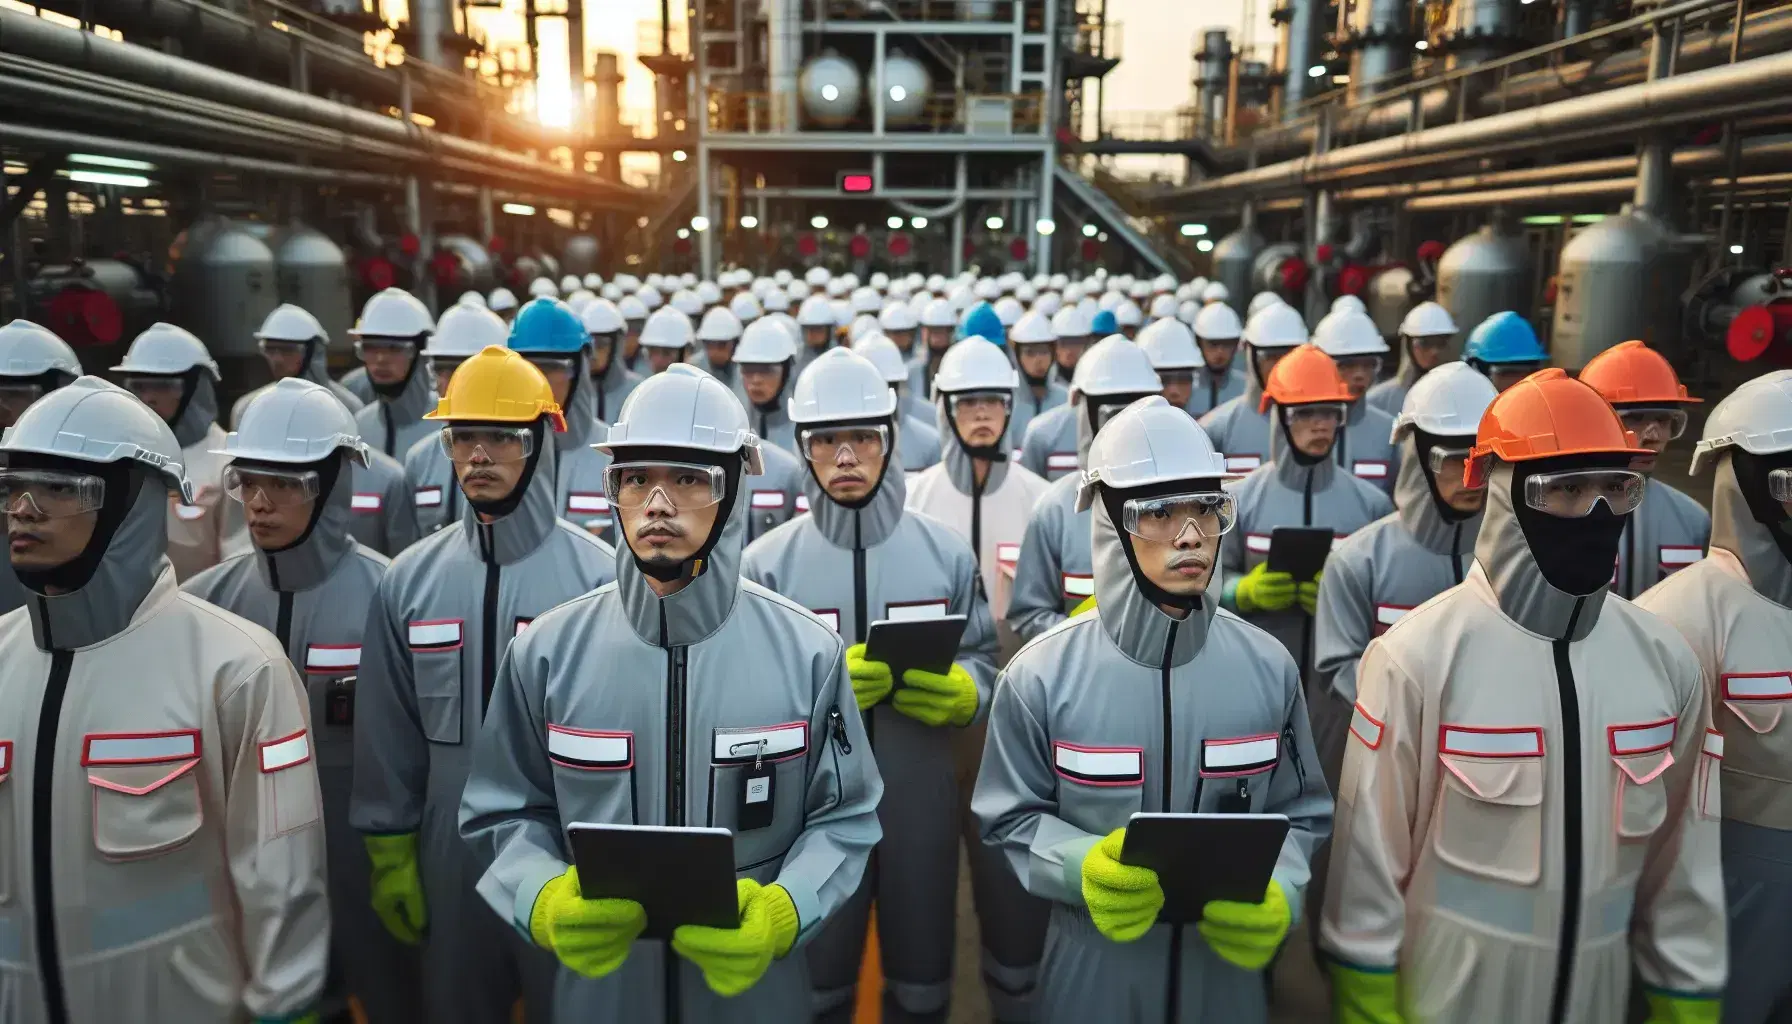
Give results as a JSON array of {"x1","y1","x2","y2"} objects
[
  {"x1": 958, "y1": 302, "x2": 1005, "y2": 346},
  {"x1": 1463, "y1": 311, "x2": 1547, "y2": 367},
  {"x1": 1091, "y1": 310, "x2": 1118, "y2": 336},
  {"x1": 507, "y1": 297, "x2": 589, "y2": 354}
]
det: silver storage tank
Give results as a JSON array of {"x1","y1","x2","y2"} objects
[
  {"x1": 1550, "y1": 208, "x2": 1690, "y2": 369},
  {"x1": 273, "y1": 225, "x2": 353, "y2": 349},
  {"x1": 1251, "y1": 241, "x2": 1309, "y2": 307},
  {"x1": 1367, "y1": 265, "x2": 1418, "y2": 339},
  {"x1": 173, "y1": 222, "x2": 279, "y2": 358},
  {"x1": 1436, "y1": 223, "x2": 1533, "y2": 355},
  {"x1": 562, "y1": 234, "x2": 601, "y2": 277},
  {"x1": 437, "y1": 234, "x2": 499, "y2": 295},
  {"x1": 1211, "y1": 224, "x2": 1265, "y2": 308}
]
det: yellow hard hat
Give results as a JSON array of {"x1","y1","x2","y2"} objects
[{"x1": 423, "y1": 345, "x2": 567, "y2": 430}]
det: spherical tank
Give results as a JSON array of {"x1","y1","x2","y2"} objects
[
  {"x1": 1210, "y1": 226, "x2": 1265, "y2": 308},
  {"x1": 1366, "y1": 265, "x2": 1417, "y2": 339},
  {"x1": 273, "y1": 226, "x2": 353, "y2": 349},
  {"x1": 437, "y1": 234, "x2": 498, "y2": 295},
  {"x1": 800, "y1": 53, "x2": 863, "y2": 127},
  {"x1": 1550, "y1": 210, "x2": 1681, "y2": 370},
  {"x1": 1251, "y1": 241, "x2": 1308, "y2": 308},
  {"x1": 562, "y1": 234, "x2": 601, "y2": 277},
  {"x1": 881, "y1": 52, "x2": 931, "y2": 127},
  {"x1": 175, "y1": 224, "x2": 278, "y2": 358},
  {"x1": 1435, "y1": 224, "x2": 1532, "y2": 356}
]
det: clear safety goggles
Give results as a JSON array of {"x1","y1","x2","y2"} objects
[
  {"x1": 604, "y1": 461, "x2": 726, "y2": 510},
  {"x1": 1523, "y1": 468, "x2": 1646, "y2": 518},
  {"x1": 589, "y1": 331, "x2": 620, "y2": 353},
  {"x1": 121, "y1": 375, "x2": 185, "y2": 400},
  {"x1": 0, "y1": 382, "x2": 44, "y2": 416},
  {"x1": 256, "y1": 339, "x2": 308, "y2": 359},
  {"x1": 1409, "y1": 334, "x2": 1452, "y2": 351},
  {"x1": 523, "y1": 355, "x2": 578, "y2": 380},
  {"x1": 225, "y1": 465, "x2": 321, "y2": 507},
  {"x1": 1426, "y1": 446, "x2": 1474, "y2": 479},
  {"x1": 1055, "y1": 336, "x2": 1092, "y2": 354},
  {"x1": 1769, "y1": 468, "x2": 1792, "y2": 503},
  {"x1": 426, "y1": 355, "x2": 466, "y2": 381},
  {"x1": 353, "y1": 338, "x2": 416, "y2": 359},
  {"x1": 947, "y1": 392, "x2": 1011, "y2": 417},
  {"x1": 1334, "y1": 355, "x2": 1383, "y2": 377},
  {"x1": 1286, "y1": 402, "x2": 1347, "y2": 425},
  {"x1": 1198, "y1": 337, "x2": 1240, "y2": 351},
  {"x1": 439, "y1": 425, "x2": 535, "y2": 464},
  {"x1": 1486, "y1": 362, "x2": 1542, "y2": 388},
  {"x1": 1121, "y1": 492, "x2": 1238, "y2": 543},
  {"x1": 1011, "y1": 342, "x2": 1054, "y2": 359},
  {"x1": 1158, "y1": 369, "x2": 1196, "y2": 388},
  {"x1": 801, "y1": 425, "x2": 890, "y2": 464},
  {"x1": 0, "y1": 469, "x2": 106, "y2": 518},
  {"x1": 1617, "y1": 407, "x2": 1688, "y2": 442}
]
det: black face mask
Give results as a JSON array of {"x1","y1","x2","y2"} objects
[
  {"x1": 235, "y1": 453, "x2": 344, "y2": 552},
  {"x1": 463, "y1": 418, "x2": 547, "y2": 520},
  {"x1": 804, "y1": 417, "x2": 895, "y2": 510},
  {"x1": 1732, "y1": 449, "x2": 1792, "y2": 568},
  {"x1": 1099, "y1": 478, "x2": 1223, "y2": 615},
  {"x1": 1277, "y1": 406, "x2": 1333, "y2": 467},
  {"x1": 1413, "y1": 429, "x2": 1477, "y2": 523},
  {"x1": 371, "y1": 339, "x2": 423, "y2": 398},
  {"x1": 1512, "y1": 453, "x2": 1636, "y2": 595},
  {"x1": 947, "y1": 399, "x2": 1011, "y2": 463},
  {"x1": 6, "y1": 452, "x2": 149, "y2": 594},
  {"x1": 612, "y1": 445, "x2": 742, "y2": 584}
]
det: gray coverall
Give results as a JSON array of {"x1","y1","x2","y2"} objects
[
  {"x1": 339, "y1": 363, "x2": 377, "y2": 406},
  {"x1": 1614, "y1": 478, "x2": 1710, "y2": 600},
  {"x1": 745, "y1": 364, "x2": 801, "y2": 457},
  {"x1": 347, "y1": 446, "x2": 420, "y2": 556},
  {"x1": 350, "y1": 436, "x2": 617, "y2": 1024},
  {"x1": 740, "y1": 457, "x2": 999, "y2": 1019},
  {"x1": 1008, "y1": 400, "x2": 1109, "y2": 641},
  {"x1": 1363, "y1": 345, "x2": 1424, "y2": 418},
  {"x1": 231, "y1": 338, "x2": 366, "y2": 426},
  {"x1": 1018, "y1": 403, "x2": 1080, "y2": 482},
  {"x1": 459, "y1": 472, "x2": 885, "y2": 1023},
  {"x1": 590, "y1": 356, "x2": 643, "y2": 424},
  {"x1": 973, "y1": 497, "x2": 1334, "y2": 1024},
  {"x1": 1221, "y1": 421, "x2": 1395, "y2": 677},
  {"x1": 1010, "y1": 378, "x2": 1069, "y2": 456},
  {"x1": 167, "y1": 374, "x2": 248, "y2": 579},
  {"x1": 896, "y1": 410, "x2": 943, "y2": 473},
  {"x1": 1335, "y1": 400, "x2": 1402, "y2": 497},
  {"x1": 354, "y1": 350, "x2": 437, "y2": 460},
  {"x1": 182, "y1": 458, "x2": 419, "y2": 1023},
  {"x1": 745, "y1": 441, "x2": 808, "y2": 544},
  {"x1": 1636, "y1": 454, "x2": 1792, "y2": 1024},
  {"x1": 1190, "y1": 363, "x2": 1247, "y2": 418},
  {"x1": 541, "y1": 349, "x2": 618, "y2": 540},
  {"x1": 1199, "y1": 374, "x2": 1276, "y2": 476}
]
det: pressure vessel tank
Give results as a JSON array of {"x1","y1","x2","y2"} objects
[
  {"x1": 800, "y1": 53, "x2": 863, "y2": 127},
  {"x1": 273, "y1": 225, "x2": 353, "y2": 348},
  {"x1": 1436, "y1": 223, "x2": 1532, "y2": 355},
  {"x1": 880, "y1": 51, "x2": 931, "y2": 127},
  {"x1": 1551, "y1": 207, "x2": 1690, "y2": 369}
]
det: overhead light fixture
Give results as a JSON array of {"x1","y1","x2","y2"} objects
[
  {"x1": 1308, "y1": 64, "x2": 1327, "y2": 78},
  {"x1": 1333, "y1": 74, "x2": 1351, "y2": 83},
  {"x1": 821, "y1": 84, "x2": 840, "y2": 102},
  {"x1": 1036, "y1": 219, "x2": 1056, "y2": 236},
  {"x1": 690, "y1": 215, "x2": 711, "y2": 232},
  {"x1": 676, "y1": 228, "x2": 690, "y2": 239},
  {"x1": 1414, "y1": 39, "x2": 1429, "y2": 50},
  {"x1": 672, "y1": 150, "x2": 688, "y2": 162},
  {"x1": 501, "y1": 202, "x2": 537, "y2": 216},
  {"x1": 811, "y1": 214, "x2": 829, "y2": 229},
  {"x1": 739, "y1": 214, "x2": 759, "y2": 229},
  {"x1": 1179, "y1": 223, "x2": 1208, "y2": 237},
  {"x1": 1570, "y1": 214, "x2": 1607, "y2": 224},
  {"x1": 887, "y1": 215, "x2": 903, "y2": 229},
  {"x1": 1730, "y1": 243, "x2": 1746, "y2": 255},
  {"x1": 1082, "y1": 223, "x2": 1098, "y2": 237},
  {"x1": 986, "y1": 216, "x2": 1004, "y2": 230},
  {"x1": 1098, "y1": 232, "x2": 1109, "y2": 241},
  {"x1": 66, "y1": 170, "x2": 151, "y2": 188},
  {"x1": 69, "y1": 154, "x2": 155, "y2": 172},
  {"x1": 889, "y1": 86, "x2": 907, "y2": 102},
  {"x1": 910, "y1": 216, "x2": 928, "y2": 229},
  {"x1": 1521, "y1": 215, "x2": 1565, "y2": 225},
  {"x1": 1196, "y1": 239, "x2": 1215, "y2": 252}
]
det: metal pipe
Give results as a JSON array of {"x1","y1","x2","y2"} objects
[
  {"x1": 1403, "y1": 177, "x2": 1639, "y2": 210},
  {"x1": 1345, "y1": 0, "x2": 1413, "y2": 97},
  {"x1": 1328, "y1": 138, "x2": 1792, "y2": 200},
  {"x1": 414, "y1": 0, "x2": 447, "y2": 67},
  {"x1": 768, "y1": 0, "x2": 801, "y2": 133},
  {"x1": 0, "y1": 120, "x2": 395, "y2": 185},
  {"x1": 1279, "y1": 0, "x2": 1326, "y2": 122},
  {"x1": 1633, "y1": 22, "x2": 1675, "y2": 214},
  {"x1": 1196, "y1": 29, "x2": 1232, "y2": 136}
]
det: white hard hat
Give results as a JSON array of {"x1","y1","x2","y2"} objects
[
  {"x1": 636, "y1": 285, "x2": 664, "y2": 310},
  {"x1": 1015, "y1": 283, "x2": 1038, "y2": 304},
  {"x1": 993, "y1": 297, "x2": 1025, "y2": 327},
  {"x1": 947, "y1": 285, "x2": 974, "y2": 312},
  {"x1": 113, "y1": 322, "x2": 221, "y2": 379},
  {"x1": 920, "y1": 298, "x2": 957, "y2": 328},
  {"x1": 1098, "y1": 291, "x2": 1125, "y2": 313},
  {"x1": 528, "y1": 278, "x2": 559, "y2": 299},
  {"x1": 1149, "y1": 294, "x2": 1178, "y2": 320},
  {"x1": 1176, "y1": 283, "x2": 1198, "y2": 302},
  {"x1": 728, "y1": 292, "x2": 764, "y2": 323},
  {"x1": 805, "y1": 266, "x2": 832, "y2": 287},
  {"x1": 351, "y1": 288, "x2": 435, "y2": 339},
  {"x1": 613, "y1": 274, "x2": 641, "y2": 291},
  {"x1": 488, "y1": 286, "x2": 519, "y2": 313},
  {"x1": 1313, "y1": 310, "x2": 1391, "y2": 358},
  {"x1": 851, "y1": 286, "x2": 883, "y2": 315},
  {"x1": 697, "y1": 306, "x2": 745, "y2": 343},
  {"x1": 788, "y1": 348, "x2": 899, "y2": 425},
  {"x1": 1009, "y1": 310, "x2": 1056, "y2": 345},
  {"x1": 581, "y1": 298, "x2": 626, "y2": 335},
  {"x1": 763, "y1": 288, "x2": 791, "y2": 313},
  {"x1": 2, "y1": 375, "x2": 190, "y2": 499},
  {"x1": 1070, "y1": 335, "x2": 1162, "y2": 400},
  {"x1": 1034, "y1": 292, "x2": 1063, "y2": 318},
  {"x1": 425, "y1": 303, "x2": 509, "y2": 357},
  {"x1": 829, "y1": 299, "x2": 852, "y2": 325},
  {"x1": 618, "y1": 295, "x2": 648, "y2": 320},
  {"x1": 1392, "y1": 362, "x2": 1499, "y2": 443},
  {"x1": 1247, "y1": 291, "x2": 1285, "y2": 318},
  {"x1": 565, "y1": 290, "x2": 597, "y2": 315},
  {"x1": 1051, "y1": 305, "x2": 1093, "y2": 339},
  {"x1": 601, "y1": 283, "x2": 624, "y2": 301},
  {"x1": 215, "y1": 377, "x2": 367, "y2": 466},
  {"x1": 1193, "y1": 302, "x2": 1244, "y2": 341},
  {"x1": 869, "y1": 272, "x2": 891, "y2": 291},
  {"x1": 934, "y1": 337, "x2": 1020, "y2": 393},
  {"x1": 680, "y1": 272, "x2": 699, "y2": 288},
  {"x1": 925, "y1": 274, "x2": 947, "y2": 292},
  {"x1": 639, "y1": 306, "x2": 695, "y2": 349},
  {"x1": 558, "y1": 275, "x2": 581, "y2": 294},
  {"x1": 696, "y1": 280, "x2": 723, "y2": 306},
  {"x1": 255, "y1": 304, "x2": 329, "y2": 344},
  {"x1": 786, "y1": 281, "x2": 811, "y2": 301},
  {"x1": 457, "y1": 290, "x2": 488, "y2": 309},
  {"x1": 1331, "y1": 294, "x2": 1368, "y2": 315},
  {"x1": 1137, "y1": 318, "x2": 1200, "y2": 371},
  {"x1": 1242, "y1": 302, "x2": 1309, "y2": 350},
  {"x1": 1048, "y1": 273, "x2": 1069, "y2": 291},
  {"x1": 0, "y1": 319, "x2": 81, "y2": 378},
  {"x1": 774, "y1": 269, "x2": 794, "y2": 287},
  {"x1": 973, "y1": 278, "x2": 1002, "y2": 301},
  {"x1": 1400, "y1": 301, "x2": 1459, "y2": 339},
  {"x1": 751, "y1": 277, "x2": 774, "y2": 299},
  {"x1": 1692, "y1": 369, "x2": 1792, "y2": 474},
  {"x1": 598, "y1": 364, "x2": 763, "y2": 475},
  {"x1": 851, "y1": 334, "x2": 911, "y2": 385},
  {"x1": 1128, "y1": 280, "x2": 1152, "y2": 300},
  {"x1": 1115, "y1": 300, "x2": 1143, "y2": 327},
  {"x1": 1200, "y1": 282, "x2": 1230, "y2": 304},
  {"x1": 847, "y1": 314, "x2": 880, "y2": 343},
  {"x1": 878, "y1": 302, "x2": 919, "y2": 332},
  {"x1": 826, "y1": 278, "x2": 850, "y2": 299},
  {"x1": 796, "y1": 295, "x2": 836, "y2": 327},
  {"x1": 670, "y1": 289, "x2": 704, "y2": 317},
  {"x1": 737, "y1": 317, "x2": 800, "y2": 365},
  {"x1": 1152, "y1": 273, "x2": 1178, "y2": 293},
  {"x1": 1031, "y1": 273, "x2": 1050, "y2": 290},
  {"x1": 583, "y1": 273, "x2": 603, "y2": 290},
  {"x1": 1076, "y1": 297, "x2": 1100, "y2": 322},
  {"x1": 1176, "y1": 300, "x2": 1201, "y2": 326},
  {"x1": 1077, "y1": 395, "x2": 1229, "y2": 511}
]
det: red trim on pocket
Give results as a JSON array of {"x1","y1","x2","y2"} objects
[
  {"x1": 258, "y1": 729, "x2": 312, "y2": 773},
  {"x1": 1351, "y1": 704, "x2": 1385, "y2": 750},
  {"x1": 80, "y1": 729, "x2": 203, "y2": 766},
  {"x1": 1437, "y1": 724, "x2": 1546, "y2": 758},
  {"x1": 1606, "y1": 716, "x2": 1678, "y2": 757}
]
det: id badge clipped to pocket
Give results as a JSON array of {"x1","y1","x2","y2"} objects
[
  {"x1": 326, "y1": 676, "x2": 357, "y2": 726},
  {"x1": 737, "y1": 740, "x2": 776, "y2": 832}
]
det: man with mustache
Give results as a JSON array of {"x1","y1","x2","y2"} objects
[
  {"x1": 404, "y1": 302, "x2": 511, "y2": 535},
  {"x1": 459, "y1": 364, "x2": 882, "y2": 1021},
  {"x1": 741, "y1": 348, "x2": 998, "y2": 1023},
  {"x1": 183, "y1": 378, "x2": 419, "y2": 1022},
  {"x1": 351, "y1": 346, "x2": 615, "y2": 1024},
  {"x1": 974, "y1": 396, "x2": 1332, "y2": 1023},
  {"x1": 0, "y1": 318, "x2": 81, "y2": 616},
  {"x1": 0, "y1": 376, "x2": 328, "y2": 1023}
]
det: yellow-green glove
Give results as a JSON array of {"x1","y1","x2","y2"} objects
[
  {"x1": 671, "y1": 878, "x2": 800, "y2": 996},
  {"x1": 363, "y1": 833, "x2": 427, "y2": 945},
  {"x1": 1298, "y1": 571, "x2": 1323, "y2": 616},
  {"x1": 1329, "y1": 962, "x2": 1405, "y2": 1024},
  {"x1": 845, "y1": 643, "x2": 893, "y2": 711},
  {"x1": 1643, "y1": 991, "x2": 1721, "y2": 1024},
  {"x1": 529, "y1": 866, "x2": 647, "y2": 978},
  {"x1": 1080, "y1": 827, "x2": 1163, "y2": 942},
  {"x1": 893, "y1": 662, "x2": 979, "y2": 727},
  {"x1": 1236, "y1": 562, "x2": 1296, "y2": 614},
  {"x1": 1070, "y1": 593, "x2": 1097, "y2": 616},
  {"x1": 1196, "y1": 878, "x2": 1291, "y2": 970}
]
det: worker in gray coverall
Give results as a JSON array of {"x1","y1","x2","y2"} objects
[
  {"x1": 405, "y1": 301, "x2": 512, "y2": 535},
  {"x1": 1007, "y1": 311, "x2": 1070, "y2": 453},
  {"x1": 351, "y1": 287, "x2": 440, "y2": 459},
  {"x1": 233, "y1": 302, "x2": 365, "y2": 425},
  {"x1": 459, "y1": 363, "x2": 883, "y2": 1022},
  {"x1": 1199, "y1": 300, "x2": 1309, "y2": 476},
  {"x1": 973, "y1": 395, "x2": 1333, "y2": 1024},
  {"x1": 1008, "y1": 335, "x2": 1163, "y2": 640},
  {"x1": 741, "y1": 347, "x2": 997, "y2": 1023},
  {"x1": 350, "y1": 346, "x2": 616, "y2": 1024},
  {"x1": 506, "y1": 297, "x2": 618, "y2": 540},
  {"x1": 182, "y1": 377, "x2": 419, "y2": 1022},
  {"x1": 733, "y1": 316, "x2": 810, "y2": 537},
  {"x1": 581, "y1": 296, "x2": 645, "y2": 422},
  {"x1": 0, "y1": 317, "x2": 80, "y2": 617}
]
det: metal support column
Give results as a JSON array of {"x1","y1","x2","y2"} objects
[
  {"x1": 1036, "y1": 150, "x2": 1054, "y2": 275},
  {"x1": 951, "y1": 154, "x2": 967, "y2": 275},
  {"x1": 697, "y1": 142, "x2": 715, "y2": 277}
]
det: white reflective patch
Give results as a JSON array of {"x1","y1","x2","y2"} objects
[
  {"x1": 414, "y1": 487, "x2": 443, "y2": 508},
  {"x1": 1062, "y1": 573, "x2": 1095, "y2": 597},
  {"x1": 1053, "y1": 743, "x2": 1143, "y2": 782},
  {"x1": 258, "y1": 731, "x2": 310, "y2": 773},
  {"x1": 0, "y1": 741, "x2": 11, "y2": 774},
  {"x1": 713, "y1": 722, "x2": 807, "y2": 762},
  {"x1": 1440, "y1": 726, "x2": 1544, "y2": 758},
  {"x1": 1245, "y1": 534, "x2": 1271, "y2": 554},
  {"x1": 547, "y1": 727, "x2": 632, "y2": 768},
  {"x1": 1374, "y1": 605, "x2": 1409, "y2": 627},
  {"x1": 1225, "y1": 454, "x2": 1262, "y2": 473},
  {"x1": 1045, "y1": 452, "x2": 1078, "y2": 472},
  {"x1": 173, "y1": 503, "x2": 206, "y2": 521},
  {"x1": 304, "y1": 645, "x2": 361, "y2": 672},
  {"x1": 407, "y1": 620, "x2": 463, "y2": 648},
  {"x1": 1202, "y1": 734, "x2": 1279, "y2": 771},
  {"x1": 1610, "y1": 719, "x2": 1677, "y2": 756},
  {"x1": 567, "y1": 493, "x2": 608, "y2": 513},
  {"x1": 1659, "y1": 545, "x2": 1703, "y2": 566},
  {"x1": 84, "y1": 730, "x2": 200, "y2": 765},
  {"x1": 351, "y1": 492, "x2": 383, "y2": 512},
  {"x1": 1352, "y1": 460, "x2": 1389, "y2": 479},
  {"x1": 1722, "y1": 672, "x2": 1792, "y2": 700},
  {"x1": 886, "y1": 599, "x2": 948, "y2": 622},
  {"x1": 995, "y1": 542, "x2": 1020, "y2": 564},
  {"x1": 795, "y1": 494, "x2": 811, "y2": 513},
  {"x1": 812, "y1": 608, "x2": 840, "y2": 632},
  {"x1": 750, "y1": 490, "x2": 785, "y2": 510},
  {"x1": 1350, "y1": 705, "x2": 1384, "y2": 749},
  {"x1": 1704, "y1": 730, "x2": 1724, "y2": 759}
]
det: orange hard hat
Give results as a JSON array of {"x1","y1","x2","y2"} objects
[
  {"x1": 1465, "y1": 367, "x2": 1650, "y2": 486},
  {"x1": 1578, "y1": 340, "x2": 1702, "y2": 405},
  {"x1": 1258, "y1": 344, "x2": 1355, "y2": 413}
]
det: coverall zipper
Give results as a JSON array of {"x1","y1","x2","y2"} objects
[
  {"x1": 478, "y1": 525, "x2": 500, "y2": 712},
  {"x1": 381, "y1": 403, "x2": 396, "y2": 458},
  {"x1": 1159, "y1": 621, "x2": 1183, "y2": 1022},
  {"x1": 1450, "y1": 525, "x2": 1463, "y2": 585},
  {"x1": 268, "y1": 558, "x2": 293, "y2": 649},
  {"x1": 1300, "y1": 468, "x2": 1316, "y2": 682},
  {"x1": 970, "y1": 476, "x2": 985, "y2": 571},
  {"x1": 1207, "y1": 372, "x2": 1220, "y2": 413},
  {"x1": 1622, "y1": 516, "x2": 1635, "y2": 597},
  {"x1": 660, "y1": 604, "x2": 689, "y2": 1024},
  {"x1": 1546, "y1": 598, "x2": 1587, "y2": 1024},
  {"x1": 853, "y1": 513, "x2": 871, "y2": 745},
  {"x1": 33, "y1": 640, "x2": 74, "y2": 1024}
]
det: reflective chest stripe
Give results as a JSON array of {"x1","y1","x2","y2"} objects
[
  {"x1": 82, "y1": 729, "x2": 201, "y2": 765},
  {"x1": 304, "y1": 644, "x2": 361, "y2": 673},
  {"x1": 995, "y1": 542, "x2": 1020, "y2": 567},
  {"x1": 1045, "y1": 452, "x2": 1078, "y2": 472},
  {"x1": 547, "y1": 725, "x2": 633, "y2": 770},
  {"x1": 811, "y1": 608, "x2": 841, "y2": 632},
  {"x1": 795, "y1": 494, "x2": 811, "y2": 513},
  {"x1": 750, "y1": 490, "x2": 786, "y2": 510},
  {"x1": 1245, "y1": 534, "x2": 1271, "y2": 555},
  {"x1": 1658, "y1": 545, "x2": 1703, "y2": 568},
  {"x1": 886, "y1": 598, "x2": 949, "y2": 622},
  {"x1": 566, "y1": 493, "x2": 609, "y2": 514},
  {"x1": 1438, "y1": 725, "x2": 1545, "y2": 758},
  {"x1": 407, "y1": 619, "x2": 464, "y2": 651},
  {"x1": 173, "y1": 503, "x2": 206, "y2": 521},
  {"x1": 0, "y1": 740, "x2": 9, "y2": 775},
  {"x1": 712, "y1": 722, "x2": 808, "y2": 764},
  {"x1": 1224, "y1": 454, "x2": 1262, "y2": 473},
  {"x1": 1720, "y1": 672, "x2": 1792, "y2": 701},
  {"x1": 351, "y1": 492, "x2": 383, "y2": 512},
  {"x1": 1372, "y1": 605, "x2": 1412, "y2": 636},
  {"x1": 1351, "y1": 460, "x2": 1390, "y2": 480},
  {"x1": 1350, "y1": 704, "x2": 1384, "y2": 750},
  {"x1": 1061, "y1": 573, "x2": 1095, "y2": 598},
  {"x1": 258, "y1": 730, "x2": 311, "y2": 773},
  {"x1": 414, "y1": 487, "x2": 443, "y2": 508},
  {"x1": 1609, "y1": 718, "x2": 1677, "y2": 756},
  {"x1": 1704, "y1": 730, "x2": 1724, "y2": 759},
  {"x1": 1201, "y1": 733, "x2": 1280, "y2": 777},
  {"x1": 1052, "y1": 742, "x2": 1144, "y2": 785}
]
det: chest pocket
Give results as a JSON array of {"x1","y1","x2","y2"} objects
[
  {"x1": 1719, "y1": 672, "x2": 1792, "y2": 784},
  {"x1": 304, "y1": 644, "x2": 362, "y2": 770},
  {"x1": 83, "y1": 730, "x2": 205, "y2": 860},
  {"x1": 1053, "y1": 742, "x2": 1144, "y2": 831},
  {"x1": 548, "y1": 726, "x2": 637, "y2": 826},
  {"x1": 1200, "y1": 733, "x2": 1280, "y2": 814},
  {"x1": 708, "y1": 723, "x2": 810, "y2": 876},
  {"x1": 351, "y1": 492, "x2": 384, "y2": 514},
  {"x1": 408, "y1": 620, "x2": 465, "y2": 745},
  {"x1": 1433, "y1": 726, "x2": 1545, "y2": 886},
  {"x1": 1607, "y1": 718, "x2": 1676, "y2": 882}
]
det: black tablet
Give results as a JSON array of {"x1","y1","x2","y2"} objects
[
  {"x1": 864, "y1": 613, "x2": 967, "y2": 684},
  {"x1": 1120, "y1": 812, "x2": 1291, "y2": 923},
  {"x1": 1267, "y1": 527, "x2": 1334, "y2": 583},
  {"x1": 565, "y1": 823, "x2": 739, "y2": 939}
]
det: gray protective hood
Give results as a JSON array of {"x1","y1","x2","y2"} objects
[
  {"x1": 1393, "y1": 337, "x2": 1426, "y2": 389},
  {"x1": 1092, "y1": 492, "x2": 1216, "y2": 668},
  {"x1": 1709, "y1": 451, "x2": 1792, "y2": 609},
  {"x1": 254, "y1": 452, "x2": 359, "y2": 593},
  {"x1": 25, "y1": 474, "x2": 169, "y2": 651},
  {"x1": 373, "y1": 345, "x2": 436, "y2": 426},
  {"x1": 936, "y1": 397, "x2": 1011, "y2": 495},
  {"x1": 616, "y1": 461, "x2": 748, "y2": 648},
  {"x1": 804, "y1": 436, "x2": 907, "y2": 551},
  {"x1": 558, "y1": 350, "x2": 600, "y2": 449},
  {"x1": 174, "y1": 373, "x2": 221, "y2": 449},
  {"x1": 1269, "y1": 408, "x2": 1339, "y2": 491},
  {"x1": 1473, "y1": 460, "x2": 1606, "y2": 641},
  {"x1": 1394, "y1": 435, "x2": 1480, "y2": 557},
  {"x1": 303, "y1": 336, "x2": 334, "y2": 387},
  {"x1": 746, "y1": 362, "x2": 794, "y2": 440},
  {"x1": 455, "y1": 428, "x2": 560, "y2": 565}
]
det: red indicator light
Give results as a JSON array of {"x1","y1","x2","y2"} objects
[{"x1": 840, "y1": 173, "x2": 874, "y2": 193}]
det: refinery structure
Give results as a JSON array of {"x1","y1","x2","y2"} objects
[{"x1": 0, "y1": 0, "x2": 1789, "y2": 385}]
